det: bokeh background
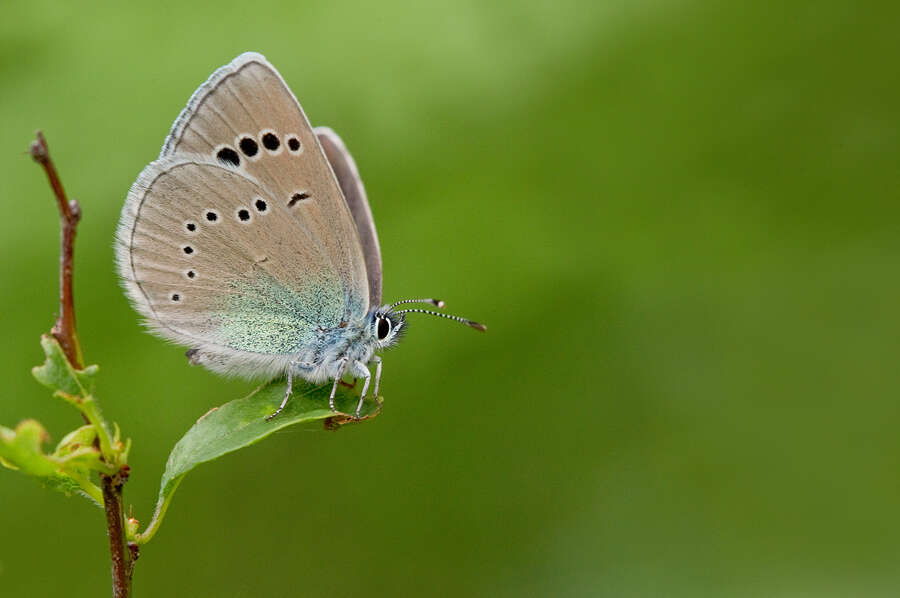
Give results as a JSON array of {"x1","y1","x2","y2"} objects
[{"x1": 2, "y1": 0, "x2": 899, "y2": 596}]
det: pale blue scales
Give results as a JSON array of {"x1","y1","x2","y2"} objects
[{"x1": 217, "y1": 271, "x2": 349, "y2": 355}]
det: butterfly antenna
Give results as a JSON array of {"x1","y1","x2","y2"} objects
[
  {"x1": 395, "y1": 308, "x2": 487, "y2": 331},
  {"x1": 390, "y1": 298, "x2": 446, "y2": 309}
]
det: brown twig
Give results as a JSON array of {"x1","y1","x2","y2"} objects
[
  {"x1": 31, "y1": 132, "x2": 133, "y2": 597},
  {"x1": 102, "y1": 472, "x2": 136, "y2": 598},
  {"x1": 29, "y1": 131, "x2": 84, "y2": 370}
]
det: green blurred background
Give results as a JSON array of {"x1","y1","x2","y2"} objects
[{"x1": 2, "y1": 0, "x2": 899, "y2": 595}]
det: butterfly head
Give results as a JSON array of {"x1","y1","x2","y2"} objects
[
  {"x1": 369, "y1": 298, "x2": 486, "y2": 350},
  {"x1": 369, "y1": 308, "x2": 407, "y2": 349}
]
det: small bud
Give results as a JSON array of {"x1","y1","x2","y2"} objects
[
  {"x1": 125, "y1": 517, "x2": 139, "y2": 538},
  {"x1": 53, "y1": 425, "x2": 97, "y2": 458}
]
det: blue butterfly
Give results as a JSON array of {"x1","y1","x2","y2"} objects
[{"x1": 117, "y1": 52, "x2": 484, "y2": 420}]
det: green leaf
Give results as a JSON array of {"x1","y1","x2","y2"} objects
[
  {"x1": 52, "y1": 425, "x2": 112, "y2": 478},
  {"x1": 32, "y1": 335, "x2": 98, "y2": 397},
  {"x1": 53, "y1": 425, "x2": 98, "y2": 458},
  {"x1": 42, "y1": 472, "x2": 101, "y2": 504},
  {"x1": 30, "y1": 336, "x2": 125, "y2": 467},
  {"x1": 0, "y1": 420, "x2": 103, "y2": 505},
  {"x1": 0, "y1": 420, "x2": 55, "y2": 476},
  {"x1": 135, "y1": 378, "x2": 382, "y2": 544}
]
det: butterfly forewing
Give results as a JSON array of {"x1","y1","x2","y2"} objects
[{"x1": 159, "y1": 52, "x2": 369, "y2": 315}]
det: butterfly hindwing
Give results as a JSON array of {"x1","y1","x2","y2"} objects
[
  {"x1": 117, "y1": 157, "x2": 352, "y2": 378},
  {"x1": 315, "y1": 126, "x2": 382, "y2": 307}
]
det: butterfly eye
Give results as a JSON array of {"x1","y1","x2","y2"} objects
[{"x1": 377, "y1": 317, "x2": 391, "y2": 340}]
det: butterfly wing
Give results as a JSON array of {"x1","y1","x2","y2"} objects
[
  {"x1": 159, "y1": 51, "x2": 369, "y2": 314},
  {"x1": 118, "y1": 52, "x2": 370, "y2": 378},
  {"x1": 117, "y1": 157, "x2": 353, "y2": 378},
  {"x1": 315, "y1": 126, "x2": 382, "y2": 307}
]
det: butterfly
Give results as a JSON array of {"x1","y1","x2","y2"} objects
[{"x1": 116, "y1": 52, "x2": 485, "y2": 420}]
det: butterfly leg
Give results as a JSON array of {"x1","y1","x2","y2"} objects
[
  {"x1": 351, "y1": 361, "x2": 372, "y2": 420},
  {"x1": 265, "y1": 369, "x2": 294, "y2": 421},
  {"x1": 371, "y1": 356, "x2": 383, "y2": 398},
  {"x1": 329, "y1": 358, "x2": 349, "y2": 413},
  {"x1": 265, "y1": 361, "x2": 312, "y2": 421}
]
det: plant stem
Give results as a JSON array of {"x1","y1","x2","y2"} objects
[
  {"x1": 102, "y1": 472, "x2": 137, "y2": 597},
  {"x1": 31, "y1": 131, "x2": 135, "y2": 596},
  {"x1": 133, "y1": 475, "x2": 183, "y2": 545},
  {"x1": 80, "y1": 396, "x2": 115, "y2": 460},
  {"x1": 66, "y1": 470, "x2": 105, "y2": 505},
  {"x1": 29, "y1": 131, "x2": 84, "y2": 370}
]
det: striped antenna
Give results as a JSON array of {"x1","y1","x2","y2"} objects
[
  {"x1": 390, "y1": 298, "x2": 445, "y2": 309},
  {"x1": 395, "y1": 308, "x2": 487, "y2": 332}
]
